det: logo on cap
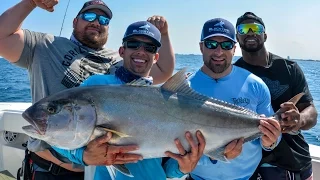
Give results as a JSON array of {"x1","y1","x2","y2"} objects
[
  {"x1": 133, "y1": 23, "x2": 154, "y2": 37},
  {"x1": 139, "y1": 24, "x2": 151, "y2": 31},
  {"x1": 214, "y1": 21, "x2": 224, "y2": 28},
  {"x1": 209, "y1": 21, "x2": 230, "y2": 34}
]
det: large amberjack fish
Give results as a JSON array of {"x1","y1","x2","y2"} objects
[{"x1": 21, "y1": 68, "x2": 304, "y2": 177}]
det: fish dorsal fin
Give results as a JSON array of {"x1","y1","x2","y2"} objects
[
  {"x1": 161, "y1": 68, "x2": 208, "y2": 101},
  {"x1": 161, "y1": 68, "x2": 189, "y2": 92},
  {"x1": 161, "y1": 68, "x2": 259, "y2": 116},
  {"x1": 210, "y1": 98, "x2": 259, "y2": 116}
]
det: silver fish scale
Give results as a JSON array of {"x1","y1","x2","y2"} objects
[{"x1": 85, "y1": 85, "x2": 262, "y2": 158}]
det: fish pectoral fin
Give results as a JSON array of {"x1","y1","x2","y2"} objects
[
  {"x1": 95, "y1": 126, "x2": 131, "y2": 138},
  {"x1": 111, "y1": 164, "x2": 133, "y2": 177},
  {"x1": 205, "y1": 146, "x2": 229, "y2": 163},
  {"x1": 89, "y1": 128, "x2": 108, "y2": 141}
]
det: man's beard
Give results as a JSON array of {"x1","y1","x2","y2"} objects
[
  {"x1": 204, "y1": 58, "x2": 231, "y2": 74},
  {"x1": 239, "y1": 42, "x2": 264, "y2": 53},
  {"x1": 73, "y1": 26, "x2": 108, "y2": 50}
]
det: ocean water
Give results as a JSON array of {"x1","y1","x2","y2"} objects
[{"x1": 0, "y1": 56, "x2": 319, "y2": 146}]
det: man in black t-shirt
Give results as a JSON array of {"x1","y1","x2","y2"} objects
[{"x1": 234, "y1": 12, "x2": 318, "y2": 180}]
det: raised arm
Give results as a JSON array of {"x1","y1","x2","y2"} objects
[
  {"x1": 147, "y1": 15, "x2": 175, "y2": 84},
  {"x1": 0, "y1": 0, "x2": 57, "y2": 62}
]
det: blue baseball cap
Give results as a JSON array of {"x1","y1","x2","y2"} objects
[
  {"x1": 123, "y1": 21, "x2": 161, "y2": 47},
  {"x1": 200, "y1": 18, "x2": 236, "y2": 42}
]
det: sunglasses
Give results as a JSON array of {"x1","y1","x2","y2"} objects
[
  {"x1": 237, "y1": 23, "x2": 264, "y2": 35},
  {"x1": 79, "y1": 12, "x2": 110, "y2": 26},
  {"x1": 123, "y1": 40, "x2": 158, "y2": 54},
  {"x1": 203, "y1": 40, "x2": 235, "y2": 50}
]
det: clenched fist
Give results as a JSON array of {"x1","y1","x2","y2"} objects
[{"x1": 29, "y1": 0, "x2": 59, "y2": 12}]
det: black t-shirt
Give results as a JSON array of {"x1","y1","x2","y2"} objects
[{"x1": 234, "y1": 52, "x2": 313, "y2": 172}]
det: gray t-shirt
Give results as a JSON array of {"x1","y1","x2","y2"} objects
[{"x1": 15, "y1": 29, "x2": 123, "y2": 153}]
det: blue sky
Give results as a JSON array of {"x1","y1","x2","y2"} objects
[{"x1": 1, "y1": 0, "x2": 319, "y2": 60}]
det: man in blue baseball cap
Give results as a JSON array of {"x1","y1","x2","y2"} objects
[
  {"x1": 115, "y1": 21, "x2": 162, "y2": 79},
  {"x1": 52, "y1": 20, "x2": 206, "y2": 180},
  {"x1": 185, "y1": 18, "x2": 282, "y2": 180},
  {"x1": 199, "y1": 18, "x2": 237, "y2": 74}
]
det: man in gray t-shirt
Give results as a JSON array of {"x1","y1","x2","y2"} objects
[{"x1": 0, "y1": 0, "x2": 175, "y2": 179}]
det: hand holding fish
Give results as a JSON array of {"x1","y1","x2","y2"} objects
[
  {"x1": 165, "y1": 131, "x2": 206, "y2": 174},
  {"x1": 279, "y1": 102, "x2": 301, "y2": 133},
  {"x1": 147, "y1": 15, "x2": 168, "y2": 35},
  {"x1": 208, "y1": 138, "x2": 244, "y2": 161},
  {"x1": 259, "y1": 118, "x2": 282, "y2": 148},
  {"x1": 223, "y1": 138, "x2": 245, "y2": 160},
  {"x1": 30, "y1": 0, "x2": 59, "y2": 12},
  {"x1": 83, "y1": 132, "x2": 142, "y2": 166}
]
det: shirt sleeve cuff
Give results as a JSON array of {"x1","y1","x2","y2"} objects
[
  {"x1": 163, "y1": 158, "x2": 186, "y2": 178},
  {"x1": 76, "y1": 146, "x2": 87, "y2": 166},
  {"x1": 174, "y1": 168, "x2": 186, "y2": 177},
  {"x1": 261, "y1": 133, "x2": 282, "y2": 151}
]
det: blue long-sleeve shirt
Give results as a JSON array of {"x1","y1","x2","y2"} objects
[{"x1": 53, "y1": 74, "x2": 185, "y2": 180}]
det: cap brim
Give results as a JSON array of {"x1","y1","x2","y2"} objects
[
  {"x1": 123, "y1": 34, "x2": 162, "y2": 47},
  {"x1": 202, "y1": 34, "x2": 237, "y2": 42},
  {"x1": 79, "y1": 5, "x2": 112, "y2": 19}
]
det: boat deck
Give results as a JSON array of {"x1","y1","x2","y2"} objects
[{"x1": 0, "y1": 170, "x2": 15, "y2": 180}]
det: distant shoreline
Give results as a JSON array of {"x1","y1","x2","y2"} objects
[
  {"x1": 1, "y1": 56, "x2": 319, "y2": 62},
  {"x1": 174, "y1": 54, "x2": 320, "y2": 62}
]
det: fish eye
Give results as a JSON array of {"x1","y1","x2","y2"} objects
[{"x1": 47, "y1": 105, "x2": 57, "y2": 114}]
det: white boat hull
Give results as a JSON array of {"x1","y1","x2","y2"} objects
[{"x1": 0, "y1": 102, "x2": 319, "y2": 179}]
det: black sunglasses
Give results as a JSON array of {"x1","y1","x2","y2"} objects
[
  {"x1": 123, "y1": 40, "x2": 158, "y2": 54},
  {"x1": 79, "y1": 12, "x2": 110, "y2": 26},
  {"x1": 204, "y1": 40, "x2": 235, "y2": 50}
]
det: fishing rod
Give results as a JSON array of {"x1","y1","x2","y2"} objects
[{"x1": 59, "y1": 0, "x2": 71, "y2": 37}]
